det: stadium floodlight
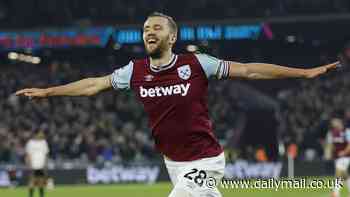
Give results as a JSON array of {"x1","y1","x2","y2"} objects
[
  {"x1": 32, "y1": 57, "x2": 41, "y2": 64},
  {"x1": 8, "y1": 52, "x2": 18, "y2": 60}
]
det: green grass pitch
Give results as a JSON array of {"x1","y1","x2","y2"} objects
[{"x1": 0, "y1": 178, "x2": 346, "y2": 197}]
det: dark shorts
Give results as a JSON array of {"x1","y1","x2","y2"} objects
[{"x1": 32, "y1": 169, "x2": 46, "y2": 178}]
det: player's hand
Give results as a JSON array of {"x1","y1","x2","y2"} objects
[
  {"x1": 15, "y1": 88, "x2": 50, "y2": 99},
  {"x1": 304, "y1": 62, "x2": 339, "y2": 78}
]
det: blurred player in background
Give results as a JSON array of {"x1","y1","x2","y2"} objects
[
  {"x1": 16, "y1": 12, "x2": 337, "y2": 197},
  {"x1": 326, "y1": 118, "x2": 350, "y2": 197},
  {"x1": 25, "y1": 131, "x2": 49, "y2": 197}
]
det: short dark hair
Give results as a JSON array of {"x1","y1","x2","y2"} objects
[{"x1": 147, "y1": 12, "x2": 178, "y2": 34}]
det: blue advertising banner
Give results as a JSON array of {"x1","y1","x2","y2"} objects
[{"x1": 0, "y1": 23, "x2": 267, "y2": 50}]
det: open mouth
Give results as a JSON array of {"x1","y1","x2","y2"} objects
[{"x1": 147, "y1": 38, "x2": 158, "y2": 45}]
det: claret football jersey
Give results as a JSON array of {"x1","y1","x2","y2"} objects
[{"x1": 111, "y1": 53, "x2": 229, "y2": 161}]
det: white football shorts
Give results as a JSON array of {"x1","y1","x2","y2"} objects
[
  {"x1": 165, "y1": 152, "x2": 225, "y2": 197},
  {"x1": 335, "y1": 157, "x2": 350, "y2": 171}
]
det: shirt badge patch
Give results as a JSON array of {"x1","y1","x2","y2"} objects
[{"x1": 177, "y1": 65, "x2": 191, "y2": 80}]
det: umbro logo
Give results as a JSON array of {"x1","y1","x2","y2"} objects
[{"x1": 144, "y1": 74, "x2": 154, "y2": 82}]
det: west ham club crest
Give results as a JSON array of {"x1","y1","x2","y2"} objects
[{"x1": 177, "y1": 65, "x2": 191, "y2": 80}]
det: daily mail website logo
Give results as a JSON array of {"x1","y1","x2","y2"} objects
[{"x1": 140, "y1": 83, "x2": 191, "y2": 98}]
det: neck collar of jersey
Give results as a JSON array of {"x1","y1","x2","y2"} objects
[{"x1": 149, "y1": 54, "x2": 177, "y2": 72}]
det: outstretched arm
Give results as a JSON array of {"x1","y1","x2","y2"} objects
[
  {"x1": 16, "y1": 60, "x2": 133, "y2": 99},
  {"x1": 227, "y1": 61, "x2": 339, "y2": 79},
  {"x1": 15, "y1": 75, "x2": 112, "y2": 98}
]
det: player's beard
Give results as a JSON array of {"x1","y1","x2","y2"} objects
[{"x1": 145, "y1": 36, "x2": 170, "y2": 59}]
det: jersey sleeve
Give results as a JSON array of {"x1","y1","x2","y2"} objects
[
  {"x1": 25, "y1": 141, "x2": 31, "y2": 154},
  {"x1": 194, "y1": 53, "x2": 230, "y2": 80},
  {"x1": 345, "y1": 128, "x2": 350, "y2": 142},
  {"x1": 110, "y1": 61, "x2": 134, "y2": 90}
]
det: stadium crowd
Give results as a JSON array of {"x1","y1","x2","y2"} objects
[
  {"x1": 0, "y1": 61, "x2": 153, "y2": 164},
  {"x1": 278, "y1": 68, "x2": 350, "y2": 160}
]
